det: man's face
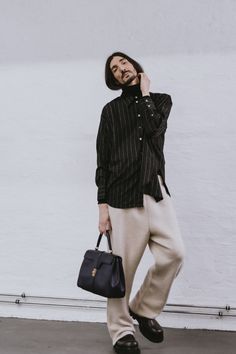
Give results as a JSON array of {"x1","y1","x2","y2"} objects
[{"x1": 110, "y1": 56, "x2": 139, "y2": 86}]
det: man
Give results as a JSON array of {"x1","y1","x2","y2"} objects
[{"x1": 95, "y1": 52, "x2": 185, "y2": 354}]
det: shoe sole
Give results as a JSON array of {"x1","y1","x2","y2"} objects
[
  {"x1": 129, "y1": 309, "x2": 164, "y2": 343},
  {"x1": 113, "y1": 346, "x2": 141, "y2": 354}
]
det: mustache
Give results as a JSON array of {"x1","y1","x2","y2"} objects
[{"x1": 122, "y1": 70, "x2": 132, "y2": 78}]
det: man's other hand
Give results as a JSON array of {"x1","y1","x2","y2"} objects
[{"x1": 98, "y1": 203, "x2": 111, "y2": 234}]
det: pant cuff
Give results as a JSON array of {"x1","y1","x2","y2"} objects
[{"x1": 112, "y1": 330, "x2": 136, "y2": 346}]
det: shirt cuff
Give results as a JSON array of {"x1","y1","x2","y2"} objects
[
  {"x1": 139, "y1": 96, "x2": 156, "y2": 111},
  {"x1": 98, "y1": 199, "x2": 107, "y2": 204}
]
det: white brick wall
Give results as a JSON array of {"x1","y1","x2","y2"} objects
[{"x1": 0, "y1": 1, "x2": 235, "y2": 329}]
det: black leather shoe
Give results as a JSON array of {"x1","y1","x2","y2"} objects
[
  {"x1": 129, "y1": 308, "x2": 164, "y2": 343},
  {"x1": 113, "y1": 334, "x2": 141, "y2": 354}
]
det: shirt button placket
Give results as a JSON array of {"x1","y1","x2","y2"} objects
[{"x1": 138, "y1": 110, "x2": 143, "y2": 141}]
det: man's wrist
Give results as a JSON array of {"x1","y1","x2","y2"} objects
[
  {"x1": 98, "y1": 203, "x2": 108, "y2": 209},
  {"x1": 142, "y1": 91, "x2": 150, "y2": 97}
]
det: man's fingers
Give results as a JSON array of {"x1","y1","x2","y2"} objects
[
  {"x1": 99, "y1": 223, "x2": 110, "y2": 234},
  {"x1": 106, "y1": 221, "x2": 112, "y2": 231},
  {"x1": 98, "y1": 213, "x2": 111, "y2": 233}
]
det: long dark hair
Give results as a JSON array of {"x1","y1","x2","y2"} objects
[{"x1": 105, "y1": 51, "x2": 144, "y2": 90}]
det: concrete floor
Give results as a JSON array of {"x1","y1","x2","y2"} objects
[{"x1": 0, "y1": 317, "x2": 235, "y2": 354}]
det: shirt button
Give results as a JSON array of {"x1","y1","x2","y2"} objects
[
  {"x1": 151, "y1": 113, "x2": 154, "y2": 117},
  {"x1": 139, "y1": 137, "x2": 142, "y2": 141},
  {"x1": 135, "y1": 96, "x2": 138, "y2": 99},
  {"x1": 148, "y1": 104, "x2": 151, "y2": 107},
  {"x1": 145, "y1": 99, "x2": 148, "y2": 102},
  {"x1": 136, "y1": 100, "x2": 139, "y2": 104},
  {"x1": 138, "y1": 114, "x2": 141, "y2": 117}
]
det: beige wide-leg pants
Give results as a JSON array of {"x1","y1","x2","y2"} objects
[{"x1": 107, "y1": 175, "x2": 185, "y2": 345}]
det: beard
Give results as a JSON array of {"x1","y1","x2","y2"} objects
[{"x1": 122, "y1": 72, "x2": 138, "y2": 86}]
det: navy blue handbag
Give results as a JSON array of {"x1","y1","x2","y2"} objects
[{"x1": 77, "y1": 231, "x2": 126, "y2": 298}]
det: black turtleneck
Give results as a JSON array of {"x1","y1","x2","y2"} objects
[
  {"x1": 95, "y1": 87, "x2": 173, "y2": 208},
  {"x1": 121, "y1": 83, "x2": 143, "y2": 97}
]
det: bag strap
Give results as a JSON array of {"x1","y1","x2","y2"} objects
[{"x1": 95, "y1": 231, "x2": 113, "y2": 253}]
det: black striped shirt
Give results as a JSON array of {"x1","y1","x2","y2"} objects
[{"x1": 95, "y1": 84, "x2": 173, "y2": 208}]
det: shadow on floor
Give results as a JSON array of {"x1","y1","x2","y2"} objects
[{"x1": 0, "y1": 317, "x2": 235, "y2": 354}]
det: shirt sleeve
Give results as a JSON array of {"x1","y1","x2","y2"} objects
[
  {"x1": 139, "y1": 93, "x2": 172, "y2": 138},
  {"x1": 95, "y1": 108, "x2": 110, "y2": 204}
]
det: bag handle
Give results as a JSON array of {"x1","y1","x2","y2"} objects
[{"x1": 95, "y1": 231, "x2": 113, "y2": 253}]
